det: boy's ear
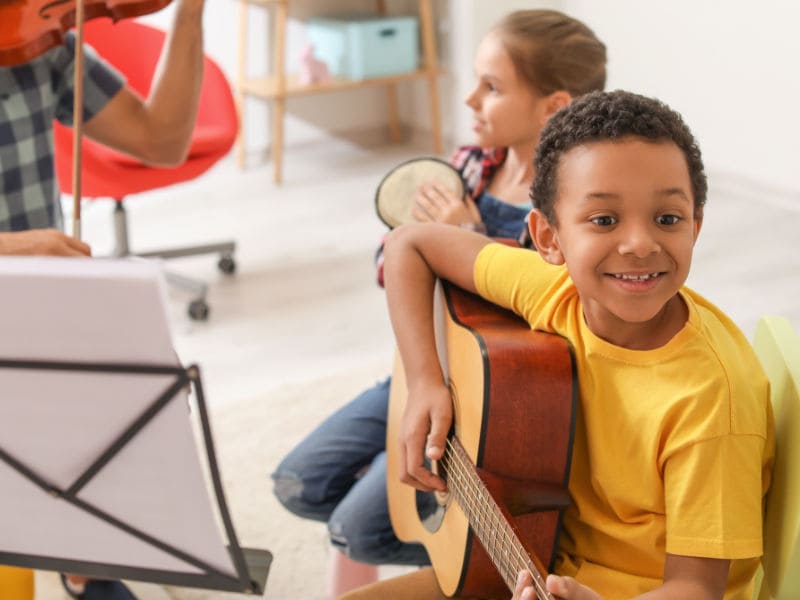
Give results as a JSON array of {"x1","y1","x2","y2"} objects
[
  {"x1": 693, "y1": 209, "x2": 704, "y2": 242},
  {"x1": 528, "y1": 209, "x2": 565, "y2": 265}
]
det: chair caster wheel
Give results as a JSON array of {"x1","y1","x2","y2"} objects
[
  {"x1": 188, "y1": 299, "x2": 210, "y2": 321},
  {"x1": 218, "y1": 255, "x2": 236, "y2": 275}
]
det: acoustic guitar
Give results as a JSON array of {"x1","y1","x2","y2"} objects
[{"x1": 387, "y1": 280, "x2": 577, "y2": 599}]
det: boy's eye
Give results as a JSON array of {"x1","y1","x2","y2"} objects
[
  {"x1": 657, "y1": 214, "x2": 681, "y2": 226},
  {"x1": 590, "y1": 215, "x2": 617, "y2": 227}
]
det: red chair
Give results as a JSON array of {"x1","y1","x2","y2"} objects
[{"x1": 54, "y1": 18, "x2": 238, "y2": 320}]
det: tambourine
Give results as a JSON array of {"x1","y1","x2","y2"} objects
[{"x1": 374, "y1": 157, "x2": 465, "y2": 229}]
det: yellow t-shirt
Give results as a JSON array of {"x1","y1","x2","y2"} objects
[{"x1": 474, "y1": 244, "x2": 775, "y2": 600}]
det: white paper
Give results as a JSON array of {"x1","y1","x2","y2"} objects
[{"x1": 0, "y1": 256, "x2": 235, "y2": 576}]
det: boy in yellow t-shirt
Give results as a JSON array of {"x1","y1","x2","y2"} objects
[{"x1": 369, "y1": 90, "x2": 774, "y2": 600}]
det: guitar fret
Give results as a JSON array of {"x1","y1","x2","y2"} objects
[{"x1": 442, "y1": 438, "x2": 553, "y2": 600}]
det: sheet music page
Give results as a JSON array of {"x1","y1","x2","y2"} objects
[{"x1": 0, "y1": 257, "x2": 235, "y2": 575}]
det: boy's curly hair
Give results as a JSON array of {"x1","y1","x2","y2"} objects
[{"x1": 531, "y1": 90, "x2": 707, "y2": 223}]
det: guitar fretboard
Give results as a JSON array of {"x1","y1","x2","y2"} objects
[{"x1": 440, "y1": 437, "x2": 554, "y2": 600}]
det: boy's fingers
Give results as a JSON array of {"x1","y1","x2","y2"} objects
[
  {"x1": 400, "y1": 422, "x2": 444, "y2": 492},
  {"x1": 545, "y1": 574, "x2": 601, "y2": 600},
  {"x1": 405, "y1": 441, "x2": 445, "y2": 491},
  {"x1": 426, "y1": 403, "x2": 451, "y2": 461},
  {"x1": 512, "y1": 570, "x2": 536, "y2": 600}
]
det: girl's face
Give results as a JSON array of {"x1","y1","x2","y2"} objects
[{"x1": 465, "y1": 32, "x2": 550, "y2": 149}]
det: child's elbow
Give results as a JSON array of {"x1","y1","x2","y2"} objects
[{"x1": 384, "y1": 223, "x2": 414, "y2": 255}]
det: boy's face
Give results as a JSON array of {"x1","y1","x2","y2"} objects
[{"x1": 532, "y1": 137, "x2": 702, "y2": 349}]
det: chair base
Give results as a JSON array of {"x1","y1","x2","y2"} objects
[{"x1": 111, "y1": 201, "x2": 236, "y2": 321}]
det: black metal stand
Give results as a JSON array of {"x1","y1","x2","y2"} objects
[{"x1": 0, "y1": 359, "x2": 271, "y2": 595}]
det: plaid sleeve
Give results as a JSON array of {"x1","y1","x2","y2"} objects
[
  {"x1": 449, "y1": 145, "x2": 483, "y2": 199},
  {"x1": 449, "y1": 145, "x2": 507, "y2": 200},
  {"x1": 375, "y1": 234, "x2": 388, "y2": 288},
  {"x1": 52, "y1": 33, "x2": 126, "y2": 125}
]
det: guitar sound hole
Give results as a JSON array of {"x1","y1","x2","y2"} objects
[{"x1": 416, "y1": 458, "x2": 447, "y2": 533}]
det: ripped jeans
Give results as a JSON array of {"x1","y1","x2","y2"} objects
[{"x1": 271, "y1": 377, "x2": 430, "y2": 565}]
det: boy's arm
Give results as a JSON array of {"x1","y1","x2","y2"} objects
[
  {"x1": 512, "y1": 555, "x2": 730, "y2": 600},
  {"x1": 384, "y1": 223, "x2": 490, "y2": 492},
  {"x1": 646, "y1": 555, "x2": 730, "y2": 599}
]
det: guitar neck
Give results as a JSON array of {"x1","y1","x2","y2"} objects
[{"x1": 441, "y1": 437, "x2": 554, "y2": 600}]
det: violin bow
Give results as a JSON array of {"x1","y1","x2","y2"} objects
[{"x1": 71, "y1": 0, "x2": 85, "y2": 239}]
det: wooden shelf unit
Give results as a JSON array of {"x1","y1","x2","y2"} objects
[{"x1": 235, "y1": 0, "x2": 443, "y2": 184}]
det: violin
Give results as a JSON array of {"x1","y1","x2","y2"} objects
[{"x1": 0, "y1": 0, "x2": 170, "y2": 66}]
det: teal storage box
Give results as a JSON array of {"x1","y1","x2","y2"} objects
[{"x1": 306, "y1": 16, "x2": 419, "y2": 81}]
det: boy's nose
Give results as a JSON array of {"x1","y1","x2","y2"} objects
[{"x1": 617, "y1": 223, "x2": 660, "y2": 258}]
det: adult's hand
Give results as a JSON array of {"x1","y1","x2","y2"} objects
[{"x1": 0, "y1": 229, "x2": 91, "y2": 257}]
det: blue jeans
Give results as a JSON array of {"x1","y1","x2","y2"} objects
[
  {"x1": 271, "y1": 194, "x2": 527, "y2": 566},
  {"x1": 271, "y1": 377, "x2": 430, "y2": 565}
]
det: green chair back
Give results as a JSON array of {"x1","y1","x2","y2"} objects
[{"x1": 753, "y1": 316, "x2": 800, "y2": 599}]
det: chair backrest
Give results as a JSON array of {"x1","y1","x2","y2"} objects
[
  {"x1": 753, "y1": 316, "x2": 800, "y2": 599},
  {"x1": 83, "y1": 18, "x2": 165, "y2": 96},
  {"x1": 80, "y1": 18, "x2": 235, "y2": 133},
  {"x1": 53, "y1": 17, "x2": 238, "y2": 198}
]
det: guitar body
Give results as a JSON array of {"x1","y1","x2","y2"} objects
[{"x1": 387, "y1": 280, "x2": 576, "y2": 599}]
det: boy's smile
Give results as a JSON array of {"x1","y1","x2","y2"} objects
[{"x1": 533, "y1": 137, "x2": 702, "y2": 349}]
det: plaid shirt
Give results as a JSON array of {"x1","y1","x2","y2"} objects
[
  {"x1": 447, "y1": 145, "x2": 507, "y2": 200},
  {"x1": 375, "y1": 145, "x2": 509, "y2": 286},
  {"x1": 0, "y1": 33, "x2": 124, "y2": 231}
]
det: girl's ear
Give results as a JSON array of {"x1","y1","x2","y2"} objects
[
  {"x1": 543, "y1": 91, "x2": 572, "y2": 120},
  {"x1": 529, "y1": 209, "x2": 565, "y2": 265}
]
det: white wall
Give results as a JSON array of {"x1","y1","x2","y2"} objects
[
  {"x1": 562, "y1": 0, "x2": 800, "y2": 192},
  {"x1": 141, "y1": 0, "x2": 800, "y2": 193}
]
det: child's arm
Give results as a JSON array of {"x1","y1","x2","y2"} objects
[
  {"x1": 512, "y1": 555, "x2": 730, "y2": 600},
  {"x1": 383, "y1": 222, "x2": 490, "y2": 492}
]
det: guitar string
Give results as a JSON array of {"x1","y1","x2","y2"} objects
[
  {"x1": 441, "y1": 442, "x2": 550, "y2": 600},
  {"x1": 440, "y1": 438, "x2": 551, "y2": 599},
  {"x1": 440, "y1": 443, "x2": 546, "y2": 597},
  {"x1": 439, "y1": 443, "x2": 520, "y2": 582},
  {"x1": 441, "y1": 438, "x2": 524, "y2": 572},
  {"x1": 440, "y1": 440, "x2": 549, "y2": 599}
]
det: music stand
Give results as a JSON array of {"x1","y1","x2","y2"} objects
[{"x1": 0, "y1": 257, "x2": 271, "y2": 594}]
